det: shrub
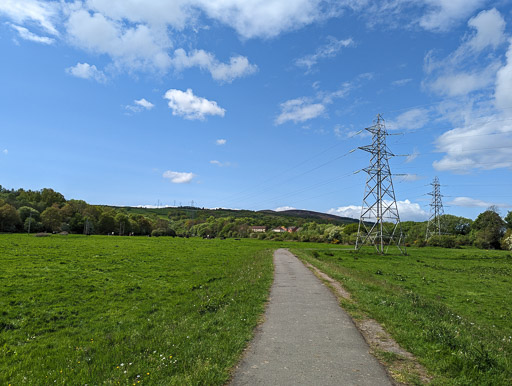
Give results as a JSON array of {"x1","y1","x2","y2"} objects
[{"x1": 427, "y1": 235, "x2": 456, "y2": 248}]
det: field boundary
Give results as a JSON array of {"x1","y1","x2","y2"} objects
[{"x1": 301, "y1": 258, "x2": 432, "y2": 385}]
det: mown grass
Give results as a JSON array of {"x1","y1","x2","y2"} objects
[
  {"x1": 291, "y1": 246, "x2": 512, "y2": 385},
  {"x1": 0, "y1": 234, "x2": 280, "y2": 385}
]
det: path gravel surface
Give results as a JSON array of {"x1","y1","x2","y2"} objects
[{"x1": 230, "y1": 248, "x2": 392, "y2": 386}]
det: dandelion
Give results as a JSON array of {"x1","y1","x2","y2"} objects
[{"x1": 147, "y1": 372, "x2": 150, "y2": 375}]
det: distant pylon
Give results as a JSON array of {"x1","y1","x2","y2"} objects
[
  {"x1": 355, "y1": 114, "x2": 405, "y2": 254},
  {"x1": 425, "y1": 176, "x2": 444, "y2": 239}
]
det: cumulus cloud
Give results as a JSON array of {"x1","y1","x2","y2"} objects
[
  {"x1": 172, "y1": 48, "x2": 257, "y2": 82},
  {"x1": 9, "y1": 24, "x2": 55, "y2": 44},
  {"x1": 0, "y1": 0, "x2": 59, "y2": 35},
  {"x1": 216, "y1": 139, "x2": 227, "y2": 145},
  {"x1": 328, "y1": 199, "x2": 428, "y2": 222},
  {"x1": 275, "y1": 98, "x2": 325, "y2": 125},
  {"x1": 163, "y1": 170, "x2": 196, "y2": 184},
  {"x1": 275, "y1": 206, "x2": 296, "y2": 212},
  {"x1": 466, "y1": 8, "x2": 507, "y2": 52},
  {"x1": 295, "y1": 36, "x2": 354, "y2": 71},
  {"x1": 433, "y1": 117, "x2": 512, "y2": 173},
  {"x1": 195, "y1": 0, "x2": 340, "y2": 39},
  {"x1": 448, "y1": 196, "x2": 509, "y2": 208},
  {"x1": 66, "y1": 9, "x2": 173, "y2": 72},
  {"x1": 424, "y1": 9, "x2": 507, "y2": 97},
  {"x1": 418, "y1": 0, "x2": 486, "y2": 32},
  {"x1": 66, "y1": 62, "x2": 106, "y2": 82},
  {"x1": 164, "y1": 89, "x2": 225, "y2": 120},
  {"x1": 125, "y1": 98, "x2": 155, "y2": 113}
]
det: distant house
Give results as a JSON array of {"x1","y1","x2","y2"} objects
[
  {"x1": 250, "y1": 226, "x2": 267, "y2": 233},
  {"x1": 272, "y1": 226, "x2": 287, "y2": 233},
  {"x1": 287, "y1": 226, "x2": 299, "y2": 233}
]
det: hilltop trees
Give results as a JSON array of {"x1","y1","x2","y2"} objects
[
  {"x1": 0, "y1": 203, "x2": 21, "y2": 232},
  {"x1": 472, "y1": 207, "x2": 506, "y2": 249}
]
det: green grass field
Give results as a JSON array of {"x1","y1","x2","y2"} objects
[
  {"x1": 292, "y1": 246, "x2": 512, "y2": 385},
  {"x1": 3, "y1": 235, "x2": 512, "y2": 385},
  {"x1": 0, "y1": 235, "x2": 281, "y2": 385}
]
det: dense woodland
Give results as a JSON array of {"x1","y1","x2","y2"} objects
[{"x1": 1, "y1": 186, "x2": 511, "y2": 250}]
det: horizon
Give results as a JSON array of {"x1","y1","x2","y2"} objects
[{"x1": 1, "y1": 1, "x2": 512, "y2": 222}]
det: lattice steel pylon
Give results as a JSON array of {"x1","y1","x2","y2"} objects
[
  {"x1": 355, "y1": 114, "x2": 405, "y2": 254},
  {"x1": 425, "y1": 176, "x2": 444, "y2": 239}
]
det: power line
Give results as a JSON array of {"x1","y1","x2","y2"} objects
[
  {"x1": 426, "y1": 176, "x2": 445, "y2": 240},
  {"x1": 356, "y1": 114, "x2": 405, "y2": 254}
]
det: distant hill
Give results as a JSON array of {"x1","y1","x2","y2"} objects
[
  {"x1": 258, "y1": 209, "x2": 358, "y2": 225},
  {"x1": 112, "y1": 206, "x2": 358, "y2": 225}
]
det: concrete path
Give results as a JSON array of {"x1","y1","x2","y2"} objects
[{"x1": 230, "y1": 249, "x2": 392, "y2": 386}]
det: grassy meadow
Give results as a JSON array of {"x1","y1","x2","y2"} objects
[
  {"x1": 0, "y1": 234, "x2": 281, "y2": 385},
  {"x1": 292, "y1": 246, "x2": 512, "y2": 385}
]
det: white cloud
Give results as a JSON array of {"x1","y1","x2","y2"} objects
[
  {"x1": 164, "y1": 89, "x2": 225, "y2": 120},
  {"x1": 398, "y1": 174, "x2": 421, "y2": 182},
  {"x1": 466, "y1": 8, "x2": 506, "y2": 52},
  {"x1": 216, "y1": 139, "x2": 227, "y2": 145},
  {"x1": 125, "y1": 98, "x2": 155, "y2": 113},
  {"x1": 0, "y1": 0, "x2": 59, "y2": 35},
  {"x1": 210, "y1": 160, "x2": 231, "y2": 167},
  {"x1": 163, "y1": 170, "x2": 196, "y2": 184},
  {"x1": 295, "y1": 36, "x2": 354, "y2": 70},
  {"x1": 419, "y1": 0, "x2": 486, "y2": 32},
  {"x1": 172, "y1": 48, "x2": 257, "y2": 82},
  {"x1": 2, "y1": 149, "x2": 8, "y2": 155},
  {"x1": 275, "y1": 206, "x2": 296, "y2": 212},
  {"x1": 448, "y1": 196, "x2": 509, "y2": 208},
  {"x1": 195, "y1": 0, "x2": 340, "y2": 39},
  {"x1": 432, "y1": 117, "x2": 512, "y2": 173},
  {"x1": 328, "y1": 199, "x2": 428, "y2": 222},
  {"x1": 387, "y1": 108, "x2": 429, "y2": 131},
  {"x1": 428, "y1": 63, "x2": 499, "y2": 97},
  {"x1": 66, "y1": 62, "x2": 106, "y2": 83},
  {"x1": 495, "y1": 38, "x2": 512, "y2": 112},
  {"x1": 424, "y1": 9, "x2": 506, "y2": 97},
  {"x1": 66, "y1": 9, "x2": 173, "y2": 72},
  {"x1": 9, "y1": 24, "x2": 54, "y2": 44},
  {"x1": 391, "y1": 78, "x2": 412, "y2": 86},
  {"x1": 275, "y1": 98, "x2": 325, "y2": 125},
  {"x1": 406, "y1": 149, "x2": 419, "y2": 163}
]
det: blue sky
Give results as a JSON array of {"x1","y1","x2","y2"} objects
[{"x1": 1, "y1": 0, "x2": 512, "y2": 221}]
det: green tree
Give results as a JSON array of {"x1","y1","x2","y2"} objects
[
  {"x1": 18, "y1": 206, "x2": 40, "y2": 222},
  {"x1": 40, "y1": 206, "x2": 63, "y2": 232},
  {"x1": 472, "y1": 208, "x2": 506, "y2": 249},
  {"x1": 504, "y1": 210, "x2": 512, "y2": 230},
  {"x1": 97, "y1": 213, "x2": 116, "y2": 234},
  {"x1": 41, "y1": 188, "x2": 65, "y2": 207},
  {"x1": 0, "y1": 203, "x2": 22, "y2": 232}
]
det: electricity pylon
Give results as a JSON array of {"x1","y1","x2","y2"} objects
[
  {"x1": 355, "y1": 114, "x2": 405, "y2": 254},
  {"x1": 425, "y1": 176, "x2": 444, "y2": 239}
]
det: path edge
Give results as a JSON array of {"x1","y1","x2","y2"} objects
[{"x1": 298, "y1": 253, "x2": 433, "y2": 385}]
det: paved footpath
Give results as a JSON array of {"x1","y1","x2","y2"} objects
[{"x1": 230, "y1": 249, "x2": 392, "y2": 386}]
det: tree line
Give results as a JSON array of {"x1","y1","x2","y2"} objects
[{"x1": 0, "y1": 186, "x2": 511, "y2": 250}]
